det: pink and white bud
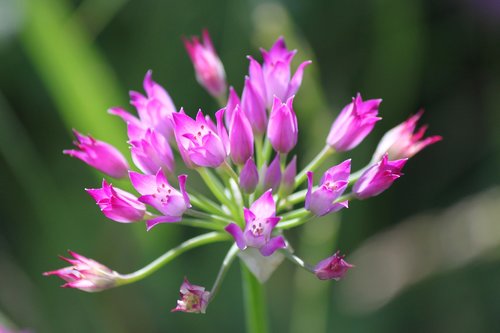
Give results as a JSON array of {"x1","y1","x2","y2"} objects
[
  {"x1": 326, "y1": 93, "x2": 382, "y2": 152},
  {"x1": 184, "y1": 29, "x2": 227, "y2": 98},
  {"x1": 63, "y1": 129, "x2": 129, "y2": 178},
  {"x1": 305, "y1": 159, "x2": 351, "y2": 216},
  {"x1": 267, "y1": 96, "x2": 298, "y2": 154},
  {"x1": 172, "y1": 278, "x2": 210, "y2": 314},
  {"x1": 225, "y1": 190, "x2": 285, "y2": 256},
  {"x1": 129, "y1": 170, "x2": 191, "y2": 230},
  {"x1": 372, "y1": 110, "x2": 442, "y2": 162},
  {"x1": 314, "y1": 251, "x2": 353, "y2": 280},
  {"x1": 44, "y1": 251, "x2": 119, "y2": 292},
  {"x1": 229, "y1": 106, "x2": 254, "y2": 165},
  {"x1": 353, "y1": 154, "x2": 407, "y2": 199},
  {"x1": 240, "y1": 158, "x2": 259, "y2": 194},
  {"x1": 86, "y1": 179, "x2": 146, "y2": 223}
]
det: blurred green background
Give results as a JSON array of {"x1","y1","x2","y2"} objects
[{"x1": 1, "y1": 0, "x2": 499, "y2": 332}]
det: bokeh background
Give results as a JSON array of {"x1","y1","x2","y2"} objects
[{"x1": 1, "y1": 0, "x2": 499, "y2": 332}]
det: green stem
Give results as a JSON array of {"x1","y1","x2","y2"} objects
[
  {"x1": 255, "y1": 135, "x2": 264, "y2": 170},
  {"x1": 281, "y1": 207, "x2": 310, "y2": 220},
  {"x1": 180, "y1": 218, "x2": 226, "y2": 231},
  {"x1": 262, "y1": 138, "x2": 273, "y2": 166},
  {"x1": 186, "y1": 209, "x2": 231, "y2": 224},
  {"x1": 295, "y1": 145, "x2": 334, "y2": 189},
  {"x1": 276, "y1": 215, "x2": 314, "y2": 230},
  {"x1": 197, "y1": 168, "x2": 240, "y2": 217},
  {"x1": 189, "y1": 192, "x2": 229, "y2": 217},
  {"x1": 208, "y1": 244, "x2": 239, "y2": 303},
  {"x1": 241, "y1": 263, "x2": 269, "y2": 333},
  {"x1": 281, "y1": 249, "x2": 315, "y2": 274},
  {"x1": 278, "y1": 189, "x2": 308, "y2": 210},
  {"x1": 118, "y1": 232, "x2": 230, "y2": 285}
]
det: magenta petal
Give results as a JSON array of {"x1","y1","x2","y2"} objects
[
  {"x1": 225, "y1": 223, "x2": 246, "y2": 250},
  {"x1": 250, "y1": 190, "x2": 276, "y2": 218},
  {"x1": 259, "y1": 236, "x2": 286, "y2": 256},
  {"x1": 263, "y1": 155, "x2": 282, "y2": 193},
  {"x1": 240, "y1": 158, "x2": 259, "y2": 194},
  {"x1": 287, "y1": 60, "x2": 312, "y2": 97},
  {"x1": 129, "y1": 171, "x2": 156, "y2": 195},
  {"x1": 146, "y1": 215, "x2": 182, "y2": 231}
]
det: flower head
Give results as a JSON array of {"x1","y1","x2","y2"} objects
[
  {"x1": 109, "y1": 70, "x2": 177, "y2": 141},
  {"x1": 225, "y1": 190, "x2": 286, "y2": 256},
  {"x1": 129, "y1": 170, "x2": 191, "y2": 230},
  {"x1": 63, "y1": 129, "x2": 129, "y2": 178},
  {"x1": 372, "y1": 110, "x2": 442, "y2": 162},
  {"x1": 267, "y1": 96, "x2": 298, "y2": 154},
  {"x1": 353, "y1": 154, "x2": 407, "y2": 199},
  {"x1": 184, "y1": 29, "x2": 227, "y2": 98},
  {"x1": 314, "y1": 251, "x2": 353, "y2": 280},
  {"x1": 172, "y1": 278, "x2": 210, "y2": 314},
  {"x1": 172, "y1": 109, "x2": 229, "y2": 168},
  {"x1": 43, "y1": 251, "x2": 119, "y2": 292},
  {"x1": 326, "y1": 93, "x2": 382, "y2": 151},
  {"x1": 305, "y1": 159, "x2": 351, "y2": 216},
  {"x1": 86, "y1": 179, "x2": 146, "y2": 223}
]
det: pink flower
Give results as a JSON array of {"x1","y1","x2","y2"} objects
[
  {"x1": 86, "y1": 179, "x2": 146, "y2": 223},
  {"x1": 229, "y1": 106, "x2": 254, "y2": 165},
  {"x1": 129, "y1": 169, "x2": 191, "y2": 231},
  {"x1": 172, "y1": 109, "x2": 229, "y2": 168},
  {"x1": 172, "y1": 278, "x2": 210, "y2": 314},
  {"x1": 249, "y1": 37, "x2": 311, "y2": 108},
  {"x1": 305, "y1": 160, "x2": 350, "y2": 216},
  {"x1": 109, "y1": 70, "x2": 176, "y2": 141},
  {"x1": 127, "y1": 122, "x2": 175, "y2": 175},
  {"x1": 372, "y1": 110, "x2": 442, "y2": 162},
  {"x1": 267, "y1": 96, "x2": 298, "y2": 154},
  {"x1": 63, "y1": 129, "x2": 129, "y2": 178},
  {"x1": 353, "y1": 154, "x2": 407, "y2": 199},
  {"x1": 326, "y1": 93, "x2": 382, "y2": 151},
  {"x1": 43, "y1": 251, "x2": 119, "y2": 292},
  {"x1": 225, "y1": 190, "x2": 286, "y2": 256},
  {"x1": 184, "y1": 29, "x2": 227, "y2": 98},
  {"x1": 314, "y1": 251, "x2": 353, "y2": 280}
]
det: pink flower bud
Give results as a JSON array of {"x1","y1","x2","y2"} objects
[
  {"x1": 372, "y1": 110, "x2": 442, "y2": 162},
  {"x1": 263, "y1": 154, "x2": 282, "y2": 193},
  {"x1": 63, "y1": 129, "x2": 129, "y2": 178},
  {"x1": 223, "y1": 87, "x2": 240, "y2": 128},
  {"x1": 229, "y1": 106, "x2": 254, "y2": 165},
  {"x1": 44, "y1": 251, "x2": 119, "y2": 292},
  {"x1": 314, "y1": 251, "x2": 353, "y2": 280},
  {"x1": 86, "y1": 179, "x2": 146, "y2": 223},
  {"x1": 326, "y1": 93, "x2": 382, "y2": 151},
  {"x1": 267, "y1": 96, "x2": 298, "y2": 154},
  {"x1": 241, "y1": 75, "x2": 267, "y2": 135},
  {"x1": 281, "y1": 155, "x2": 297, "y2": 196},
  {"x1": 109, "y1": 70, "x2": 177, "y2": 141},
  {"x1": 184, "y1": 29, "x2": 227, "y2": 98},
  {"x1": 240, "y1": 158, "x2": 259, "y2": 194},
  {"x1": 172, "y1": 278, "x2": 210, "y2": 314},
  {"x1": 353, "y1": 154, "x2": 407, "y2": 199}
]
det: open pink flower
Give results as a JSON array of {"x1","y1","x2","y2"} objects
[
  {"x1": 372, "y1": 110, "x2": 442, "y2": 162},
  {"x1": 305, "y1": 159, "x2": 351, "y2": 216},
  {"x1": 44, "y1": 251, "x2": 119, "y2": 292},
  {"x1": 63, "y1": 129, "x2": 129, "y2": 178},
  {"x1": 172, "y1": 109, "x2": 229, "y2": 168},
  {"x1": 172, "y1": 278, "x2": 210, "y2": 314},
  {"x1": 326, "y1": 93, "x2": 382, "y2": 151},
  {"x1": 86, "y1": 179, "x2": 145, "y2": 223},
  {"x1": 129, "y1": 169, "x2": 191, "y2": 230},
  {"x1": 109, "y1": 70, "x2": 177, "y2": 141},
  {"x1": 225, "y1": 190, "x2": 285, "y2": 256},
  {"x1": 314, "y1": 251, "x2": 353, "y2": 280},
  {"x1": 249, "y1": 37, "x2": 311, "y2": 108},
  {"x1": 184, "y1": 29, "x2": 227, "y2": 98},
  {"x1": 353, "y1": 154, "x2": 407, "y2": 199}
]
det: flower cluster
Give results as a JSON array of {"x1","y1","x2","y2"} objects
[{"x1": 46, "y1": 31, "x2": 441, "y2": 314}]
